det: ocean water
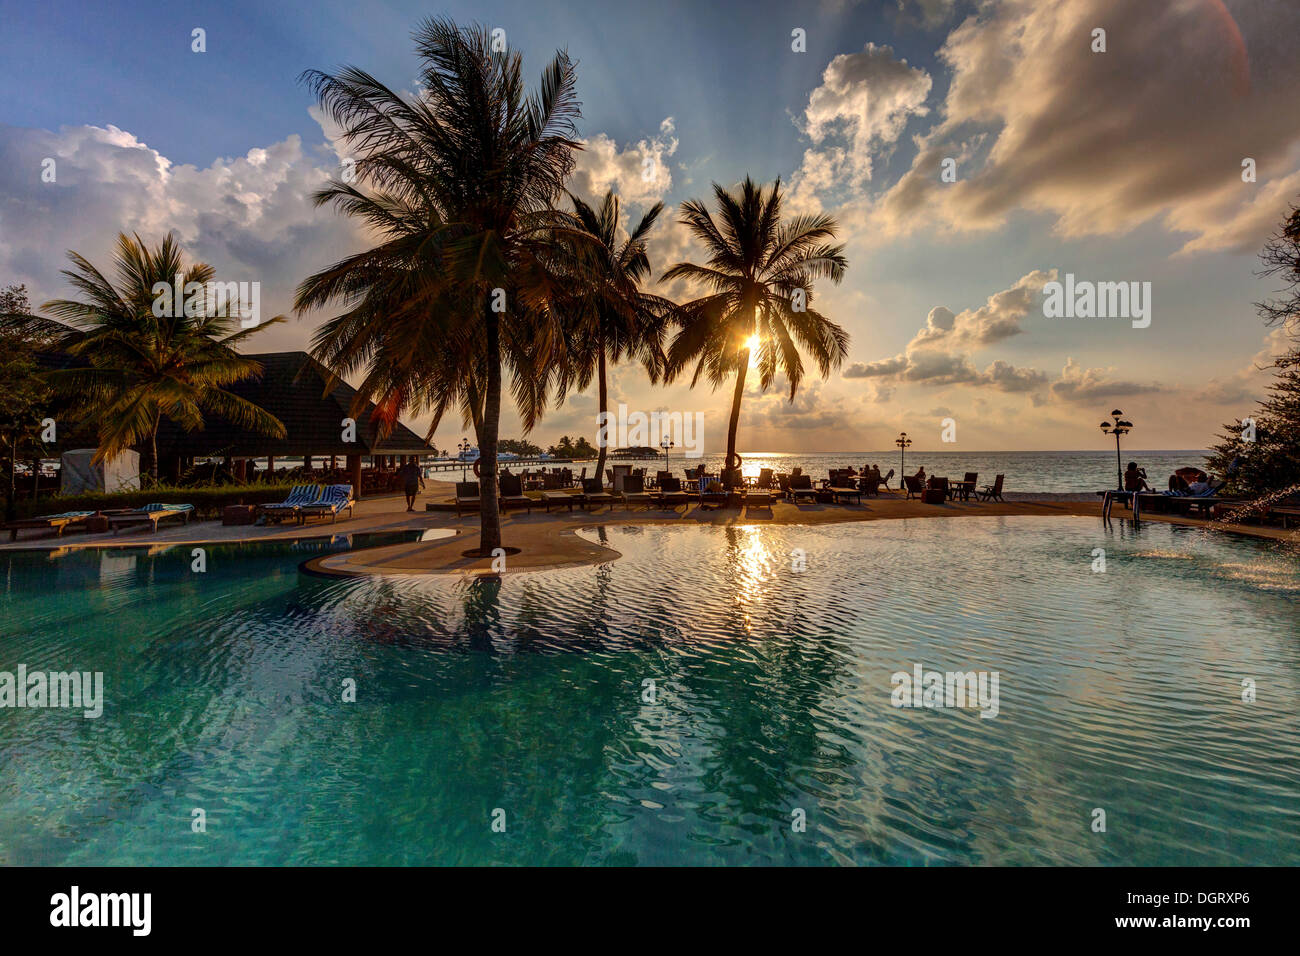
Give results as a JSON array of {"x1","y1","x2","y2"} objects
[
  {"x1": 560, "y1": 450, "x2": 1210, "y2": 494},
  {"x1": 1, "y1": 517, "x2": 1296, "y2": 865}
]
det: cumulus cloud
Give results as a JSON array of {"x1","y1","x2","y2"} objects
[
  {"x1": 791, "y1": 43, "x2": 931, "y2": 208},
  {"x1": 1050, "y1": 357, "x2": 1164, "y2": 403},
  {"x1": 569, "y1": 117, "x2": 678, "y2": 206},
  {"x1": 802, "y1": 43, "x2": 932, "y2": 158},
  {"x1": 871, "y1": 0, "x2": 1300, "y2": 253},
  {"x1": 0, "y1": 120, "x2": 363, "y2": 351},
  {"x1": 741, "y1": 377, "x2": 861, "y2": 435},
  {"x1": 844, "y1": 269, "x2": 1055, "y2": 391},
  {"x1": 1199, "y1": 326, "x2": 1294, "y2": 405}
]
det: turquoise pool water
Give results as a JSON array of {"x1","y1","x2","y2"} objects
[{"x1": 1, "y1": 517, "x2": 1297, "y2": 865}]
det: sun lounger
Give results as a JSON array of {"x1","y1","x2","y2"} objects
[
  {"x1": 298, "y1": 484, "x2": 354, "y2": 524},
  {"x1": 542, "y1": 490, "x2": 580, "y2": 512},
  {"x1": 902, "y1": 475, "x2": 925, "y2": 499},
  {"x1": 5, "y1": 510, "x2": 95, "y2": 541},
  {"x1": 579, "y1": 478, "x2": 616, "y2": 511},
  {"x1": 259, "y1": 484, "x2": 320, "y2": 523},
  {"x1": 1175, "y1": 494, "x2": 1237, "y2": 518},
  {"x1": 658, "y1": 476, "x2": 694, "y2": 509},
  {"x1": 1270, "y1": 505, "x2": 1300, "y2": 528},
  {"x1": 620, "y1": 475, "x2": 658, "y2": 510},
  {"x1": 699, "y1": 480, "x2": 729, "y2": 508},
  {"x1": 1149, "y1": 480, "x2": 1227, "y2": 517},
  {"x1": 108, "y1": 503, "x2": 195, "y2": 534},
  {"x1": 497, "y1": 474, "x2": 532, "y2": 514},
  {"x1": 742, "y1": 469, "x2": 775, "y2": 507},
  {"x1": 788, "y1": 474, "x2": 818, "y2": 502},
  {"x1": 828, "y1": 484, "x2": 863, "y2": 504},
  {"x1": 455, "y1": 481, "x2": 480, "y2": 517}
]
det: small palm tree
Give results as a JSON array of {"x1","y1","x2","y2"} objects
[
  {"x1": 555, "y1": 190, "x2": 672, "y2": 486},
  {"x1": 40, "y1": 232, "x2": 284, "y2": 479},
  {"x1": 662, "y1": 176, "x2": 849, "y2": 479},
  {"x1": 297, "y1": 17, "x2": 584, "y2": 555}
]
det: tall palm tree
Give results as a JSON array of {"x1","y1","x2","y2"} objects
[
  {"x1": 662, "y1": 177, "x2": 849, "y2": 479},
  {"x1": 296, "y1": 17, "x2": 583, "y2": 555},
  {"x1": 555, "y1": 190, "x2": 672, "y2": 487},
  {"x1": 39, "y1": 232, "x2": 284, "y2": 480}
]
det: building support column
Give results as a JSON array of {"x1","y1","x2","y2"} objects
[{"x1": 347, "y1": 453, "x2": 362, "y2": 501}]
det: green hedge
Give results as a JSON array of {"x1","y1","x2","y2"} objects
[{"x1": 10, "y1": 483, "x2": 301, "y2": 521}]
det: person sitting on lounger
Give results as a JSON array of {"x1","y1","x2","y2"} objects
[
  {"x1": 1186, "y1": 477, "x2": 1212, "y2": 496},
  {"x1": 1124, "y1": 462, "x2": 1152, "y2": 492},
  {"x1": 911, "y1": 466, "x2": 926, "y2": 486}
]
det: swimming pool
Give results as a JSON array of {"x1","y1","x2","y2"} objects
[{"x1": 1, "y1": 517, "x2": 1296, "y2": 865}]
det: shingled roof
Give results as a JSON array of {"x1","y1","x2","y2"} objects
[{"x1": 155, "y1": 351, "x2": 432, "y2": 458}]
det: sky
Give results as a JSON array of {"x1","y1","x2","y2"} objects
[{"x1": 2, "y1": 0, "x2": 1298, "y2": 452}]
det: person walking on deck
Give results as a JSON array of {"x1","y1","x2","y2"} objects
[{"x1": 397, "y1": 460, "x2": 425, "y2": 512}]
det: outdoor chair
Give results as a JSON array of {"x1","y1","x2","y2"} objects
[
  {"x1": 4, "y1": 510, "x2": 95, "y2": 542},
  {"x1": 298, "y1": 485, "x2": 355, "y2": 524},
  {"x1": 621, "y1": 475, "x2": 658, "y2": 510},
  {"x1": 580, "y1": 478, "x2": 616, "y2": 511},
  {"x1": 455, "y1": 481, "x2": 481, "y2": 516},
  {"x1": 700, "y1": 480, "x2": 729, "y2": 508},
  {"x1": 259, "y1": 484, "x2": 319, "y2": 523},
  {"x1": 109, "y1": 503, "x2": 195, "y2": 534},
  {"x1": 788, "y1": 474, "x2": 818, "y2": 502},
  {"x1": 498, "y1": 474, "x2": 532, "y2": 514},
  {"x1": 976, "y1": 474, "x2": 1005, "y2": 502},
  {"x1": 658, "y1": 476, "x2": 694, "y2": 509}
]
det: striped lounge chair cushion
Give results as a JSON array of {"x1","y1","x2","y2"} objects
[
  {"x1": 262, "y1": 485, "x2": 319, "y2": 510},
  {"x1": 306, "y1": 485, "x2": 352, "y2": 513}
]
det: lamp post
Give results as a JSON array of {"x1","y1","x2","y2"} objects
[
  {"x1": 458, "y1": 437, "x2": 471, "y2": 482},
  {"x1": 661, "y1": 437, "x2": 674, "y2": 473},
  {"x1": 1099, "y1": 410, "x2": 1133, "y2": 491},
  {"x1": 895, "y1": 431, "x2": 912, "y2": 478}
]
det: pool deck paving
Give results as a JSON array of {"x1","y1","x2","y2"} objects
[{"x1": 5, "y1": 479, "x2": 1294, "y2": 574}]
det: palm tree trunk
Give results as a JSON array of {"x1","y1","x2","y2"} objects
[
  {"x1": 150, "y1": 428, "x2": 160, "y2": 482},
  {"x1": 595, "y1": 333, "x2": 609, "y2": 489},
  {"x1": 479, "y1": 306, "x2": 503, "y2": 556},
  {"x1": 726, "y1": 352, "x2": 749, "y2": 480}
]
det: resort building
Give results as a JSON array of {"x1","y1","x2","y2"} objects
[{"x1": 39, "y1": 351, "x2": 432, "y2": 499}]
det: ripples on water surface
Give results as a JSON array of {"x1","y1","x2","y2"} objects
[{"x1": 1, "y1": 517, "x2": 1297, "y2": 865}]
